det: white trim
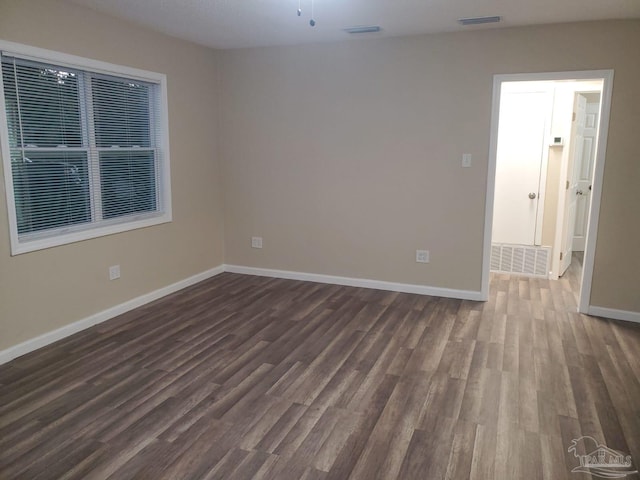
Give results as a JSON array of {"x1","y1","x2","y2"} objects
[
  {"x1": 158, "y1": 72, "x2": 173, "y2": 228},
  {"x1": 10, "y1": 214, "x2": 173, "y2": 254},
  {"x1": 578, "y1": 71, "x2": 614, "y2": 314},
  {"x1": 0, "y1": 40, "x2": 166, "y2": 83},
  {"x1": 0, "y1": 40, "x2": 172, "y2": 256},
  {"x1": 480, "y1": 74, "x2": 503, "y2": 301},
  {"x1": 2, "y1": 260, "x2": 634, "y2": 366},
  {"x1": 224, "y1": 264, "x2": 483, "y2": 301},
  {"x1": 0, "y1": 265, "x2": 224, "y2": 365},
  {"x1": 587, "y1": 306, "x2": 640, "y2": 324},
  {"x1": 482, "y1": 70, "x2": 614, "y2": 312},
  {"x1": 0, "y1": 263, "x2": 482, "y2": 365}
]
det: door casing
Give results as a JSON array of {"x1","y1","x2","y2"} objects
[{"x1": 481, "y1": 70, "x2": 614, "y2": 314}]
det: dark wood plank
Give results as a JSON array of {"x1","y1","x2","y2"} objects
[{"x1": 0, "y1": 257, "x2": 639, "y2": 480}]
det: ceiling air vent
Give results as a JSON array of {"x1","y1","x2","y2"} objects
[
  {"x1": 344, "y1": 25, "x2": 381, "y2": 34},
  {"x1": 458, "y1": 16, "x2": 501, "y2": 26}
]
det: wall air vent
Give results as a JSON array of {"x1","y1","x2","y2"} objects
[
  {"x1": 458, "y1": 16, "x2": 501, "y2": 26},
  {"x1": 344, "y1": 25, "x2": 381, "y2": 34},
  {"x1": 490, "y1": 244, "x2": 550, "y2": 278}
]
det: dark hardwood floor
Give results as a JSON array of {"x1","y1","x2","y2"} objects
[{"x1": 1, "y1": 256, "x2": 639, "y2": 479}]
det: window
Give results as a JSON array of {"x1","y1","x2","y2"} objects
[{"x1": 0, "y1": 42, "x2": 171, "y2": 254}]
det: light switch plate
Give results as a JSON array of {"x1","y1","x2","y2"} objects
[{"x1": 462, "y1": 154, "x2": 472, "y2": 168}]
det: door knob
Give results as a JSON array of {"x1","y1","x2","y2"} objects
[
  {"x1": 576, "y1": 190, "x2": 584, "y2": 196},
  {"x1": 528, "y1": 192, "x2": 537, "y2": 199}
]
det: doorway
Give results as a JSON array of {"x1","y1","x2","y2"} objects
[{"x1": 481, "y1": 71, "x2": 614, "y2": 313}]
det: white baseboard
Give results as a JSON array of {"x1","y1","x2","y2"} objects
[
  {"x1": 0, "y1": 265, "x2": 225, "y2": 365},
  {"x1": 587, "y1": 306, "x2": 640, "y2": 324},
  {"x1": 7, "y1": 260, "x2": 635, "y2": 367},
  {"x1": 224, "y1": 264, "x2": 484, "y2": 301}
]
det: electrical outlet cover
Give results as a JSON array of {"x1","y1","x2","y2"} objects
[
  {"x1": 109, "y1": 265, "x2": 121, "y2": 280},
  {"x1": 416, "y1": 250, "x2": 430, "y2": 263},
  {"x1": 251, "y1": 236, "x2": 263, "y2": 249}
]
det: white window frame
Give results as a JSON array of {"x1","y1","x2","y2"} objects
[{"x1": 0, "y1": 40, "x2": 172, "y2": 255}]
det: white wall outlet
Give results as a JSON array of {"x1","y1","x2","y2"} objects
[
  {"x1": 251, "y1": 236, "x2": 263, "y2": 249},
  {"x1": 416, "y1": 250, "x2": 430, "y2": 263},
  {"x1": 462, "y1": 153, "x2": 472, "y2": 168},
  {"x1": 109, "y1": 265, "x2": 121, "y2": 280}
]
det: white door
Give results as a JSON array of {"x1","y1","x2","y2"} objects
[
  {"x1": 493, "y1": 90, "x2": 549, "y2": 246},
  {"x1": 572, "y1": 101, "x2": 600, "y2": 251},
  {"x1": 559, "y1": 94, "x2": 587, "y2": 276}
]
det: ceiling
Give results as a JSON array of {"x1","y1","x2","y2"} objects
[{"x1": 67, "y1": 0, "x2": 640, "y2": 49}]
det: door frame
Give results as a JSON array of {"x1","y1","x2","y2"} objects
[{"x1": 481, "y1": 70, "x2": 614, "y2": 314}]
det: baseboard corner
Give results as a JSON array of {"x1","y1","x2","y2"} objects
[
  {"x1": 587, "y1": 305, "x2": 640, "y2": 324},
  {"x1": 0, "y1": 264, "x2": 225, "y2": 365}
]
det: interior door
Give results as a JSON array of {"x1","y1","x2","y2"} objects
[
  {"x1": 572, "y1": 100, "x2": 600, "y2": 251},
  {"x1": 559, "y1": 93, "x2": 587, "y2": 275},
  {"x1": 493, "y1": 90, "x2": 549, "y2": 246}
]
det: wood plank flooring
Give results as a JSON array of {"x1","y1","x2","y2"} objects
[{"x1": 1, "y1": 257, "x2": 639, "y2": 479}]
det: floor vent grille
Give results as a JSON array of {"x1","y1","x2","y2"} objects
[{"x1": 491, "y1": 244, "x2": 550, "y2": 278}]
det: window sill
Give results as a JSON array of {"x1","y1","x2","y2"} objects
[{"x1": 10, "y1": 212, "x2": 172, "y2": 255}]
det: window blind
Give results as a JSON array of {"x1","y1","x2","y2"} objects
[{"x1": 1, "y1": 54, "x2": 164, "y2": 241}]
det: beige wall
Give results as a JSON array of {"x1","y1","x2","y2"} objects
[
  {"x1": 0, "y1": 0, "x2": 224, "y2": 350},
  {"x1": 219, "y1": 20, "x2": 640, "y2": 311},
  {"x1": 583, "y1": 92, "x2": 601, "y2": 104},
  {"x1": 1, "y1": 7, "x2": 638, "y2": 355}
]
